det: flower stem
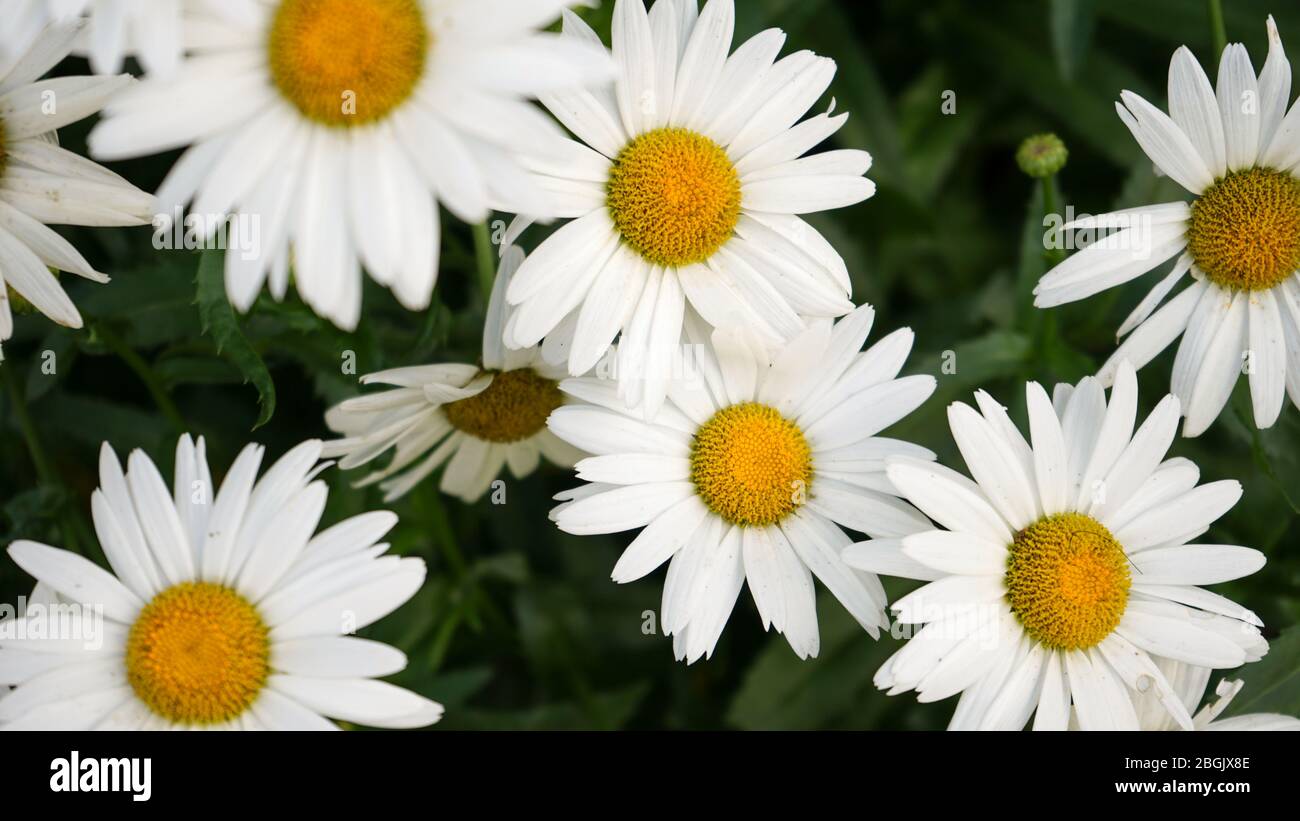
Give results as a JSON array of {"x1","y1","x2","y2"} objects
[
  {"x1": 1, "y1": 363, "x2": 85, "y2": 554},
  {"x1": 1208, "y1": 0, "x2": 1226, "y2": 56},
  {"x1": 2, "y1": 364, "x2": 56, "y2": 485},
  {"x1": 96, "y1": 323, "x2": 187, "y2": 434},
  {"x1": 1042, "y1": 175, "x2": 1066, "y2": 267},
  {"x1": 472, "y1": 222, "x2": 497, "y2": 302}
]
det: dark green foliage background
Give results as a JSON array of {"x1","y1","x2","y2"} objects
[{"x1": 2, "y1": 0, "x2": 1297, "y2": 729}]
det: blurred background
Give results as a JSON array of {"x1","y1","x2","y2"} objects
[{"x1": 2, "y1": 0, "x2": 1297, "y2": 729}]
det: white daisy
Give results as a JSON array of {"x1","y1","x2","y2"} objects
[
  {"x1": 0, "y1": 3, "x2": 48, "y2": 74},
  {"x1": 0, "y1": 435, "x2": 443, "y2": 730},
  {"x1": 322, "y1": 246, "x2": 584, "y2": 503},
  {"x1": 0, "y1": 22, "x2": 152, "y2": 360},
  {"x1": 845, "y1": 361, "x2": 1268, "y2": 730},
  {"x1": 504, "y1": 0, "x2": 873, "y2": 417},
  {"x1": 85, "y1": 0, "x2": 612, "y2": 330},
  {"x1": 1131, "y1": 658, "x2": 1300, "y2": 731},
  {"x1": 548, "y1": 305, "x2": 935, "y2": 663},
  {"x1": 4, "y1": 0, "x2": 185, "y2": 76},
  {"x1": 1035, "y1": 16, "x2": 1300, "y2": 437}
]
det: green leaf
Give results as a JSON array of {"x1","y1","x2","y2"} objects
[
  {"x1": 1233, "y1": 392, "x2": 1300, "y2": 515},
  {"x1": 76, "y1": 255, "x2": 201, "y2": 348},
  {"x1": 898, "y1": 66, "x2": 987, "y2": 203},
  {"x1": 441, "y1": 682, "x2": 650, "y2": 730},
  {"x1": 800, "y1": 8, "x2": 911, "y2": 197},
  {"x1": 1015, "y1": 183, "x2": 1048, "y2": 326},
  {"x1": 1049, "y1": 0, "x2": 1096, "y2": 81},
  {"x1": 24, "y1": 330, "x2": 76, "y2": 402},
  {"x1": 728, "y1": 592, "x2": 912, "y2": 730},
  {"x1": 951, "y1": 9, "x2": 1147, "y2": 168},
  {"x1": 154, "y1": 355, "x2": 244, "y2": 389},
  {"x1": 195, "y1": 250, "x2": 276, "y2": 429},
  {"x1": 38, "y1": 393, "x2": 168, "y2": 455},
  {"x1": 1223, "y1": 624, "x2": 1300, "y2": 719},
  {"x1": 1095, "y1": 0, "x2": 1273, "y2": 53}
]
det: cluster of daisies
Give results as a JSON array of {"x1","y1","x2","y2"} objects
[{"x1": 0, "y1": 1, "x2": 1297, "y2": 731}]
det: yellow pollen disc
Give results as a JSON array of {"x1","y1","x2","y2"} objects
[
  {"x1": 1004, "y1": 513, "x2": 1131, "y2": 651},
  {"x1": 268, "y1": 0, "x2": 428, "y2": 127},
  {"x1": 690, "y1": 402, "x2": 813, "y2": 527},
  {"x1": 125, "y1": 582, "x2": 270, "y2": 725},
  {"x1": 1186, "y1": 166, "x2": 1300, "y2": 291},
  {"x1": 606, "y1": 127, "x2": 743, "y2": 267},
  {"x1": 443, "y1": 368, "x2": 564, "y2": 444}
]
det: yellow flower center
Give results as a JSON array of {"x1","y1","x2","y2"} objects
[
  {"x1": 443, "y1": 368, "x2": 564, "y2": 444},
  {"x1": 606, "y1": 128, "x2": 742, "y2": 267},
  {"x1": 125, "y1": 582, "x2": 270, "y2": 726},
  {"x1": 1004, "y1": 513, "x2": 1131, "y2": 651},
  {"x1": 1186, "y1": 167, "x2": 1300, "y2": 291},
  {"x1": 267, "y1": 0, "x2": 429, "y2": 127},
  {"x1": 690, "y1": 402, "x2": 813, "y2": 527}
]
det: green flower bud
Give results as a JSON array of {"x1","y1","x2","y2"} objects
[{"x1": 1016, "y1": 133, "x2": 1069, "y2": 179}]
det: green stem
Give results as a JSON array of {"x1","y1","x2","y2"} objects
[
  {"x1": 1027, "y1": 175, "x2": 1066, "y2": 373},
  {"x1": 96, "y1": 324, "x2": 187, "y2": 433},
  {"x1": 2, "y1": 364, "x2": 56, "y2": 485},
  {"x1": 2, "y1": 364, "x2": 83, "y2": 554},
  {"x1": 427, "y1": 493, "x2": 470, "y2": 579},
  {"x1": 1236, "y1": 397, "x2": 1300, "y2": 515},
  {"x1": 427, "y1": 608, "x2": 463, "y2": 673},
  {"x1": 472, "y1": 222, "x2": 497, "y2": 302},
  {"x1": 1208, "y1": 0, "x2": 1226, "y2": 57},
  {"x1": 1042, "y1": 175, "x2": 1066, "y2": 267}
]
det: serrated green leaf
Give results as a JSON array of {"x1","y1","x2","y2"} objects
[
  {"x1": 195, "y1": 249, "x2": 276, "y2": 429},
  {"x1": 1223, "y1": 624, "x2": 1300, "y2": 719}
]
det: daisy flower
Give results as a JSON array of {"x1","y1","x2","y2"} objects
[
  {"x1": 0, "y1": 435, "x2": 443, "y2": 730},
  {"x1": 1131, "y1": 659, "x2": 1300, "y2": 731},
  {"x1": 845, "y1": 361, "x2": 1268, "y2": 730},
  {"x1": 505, "y1": 0, "x2": 873, "y2": 416},
  {"x1": 0, "y1": 3, "x2": 48, "y2": 73},
  {"x1": 86, "y1": 0, "x2": 612, "y2": 330},
  {"x1": 5, "y1": 0, "x2": 185, "y2": 76},
  {"x1": 322, "y1": 246, "x2": 584, "y2": 503},
  {"x1": 548, "y1": 305, "x2": 935, "y2": 663},
  {"x1": 1035, "y1": 16, "x2": 1300, "y2": 437},
  {"x1": 0, "y1": 22, "x2": 152, "y2": 360}
]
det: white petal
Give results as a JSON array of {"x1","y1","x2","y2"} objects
[
  {"x1": 610, "y1": 494, "x2": 710, "y2": 583},
  {"x1": 1130, "y1": 544, "x2": 1265, "y2": 585},
  {"x1": 1247, "y1": 288, "x2": 1287, "y2": 429},
  {"x1": 1089, "y1": 394, "x2": 1180, "y2": 523},
  {"x1": 554, "y1": 482, "x2": 697, "y2": 535},
  {"x1": 885, "y1": 456, "x2": 1013, "y2": 545},
  {"x1": 1117, "y1": 90, "x2": 1214, "y2": 193},
  {"x1": 948, "y1": 402, "x2": 1038, "y2": 529},
  {"x1": 781, "y1": 509, "x2": 887, "y2": 636},
  {"x1": 1099, "y1": 280, "x2": 1202, "y2": 383},
  {"x1": 1026, "y1": 381, "x2": 1069, "y2": 516},
  {"x1": 900, "y1": 531, "x2": 1007, "y2": 577},
  {"x1": 1184, "y1": 289, "x2": 1247, "y2": 437},
  {"x1": 1168, "y1": 46, "x2": 1227, "y2": 175},
  {"x1": 272, "y1": 636, "x2": 406, "y2": 679},
  {"x1": 6, "y1": 541, "x2": 141, "y2": 624},
  {"x1": 1114, "y1": 479, "x2": 1241, "y2": 551},
  {"x1": 1216, "y1": 44, "x2": 1261, "y2": 172},
  {"x1": 1258, "y1": 15, "x2": 1293, "y2": 156},
  {"x1": 268, "y1": 676, "x2": 442, "y2": 729},
  {"x1": 841, "y1": 538, "x2": 944, "y2": 582}
]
